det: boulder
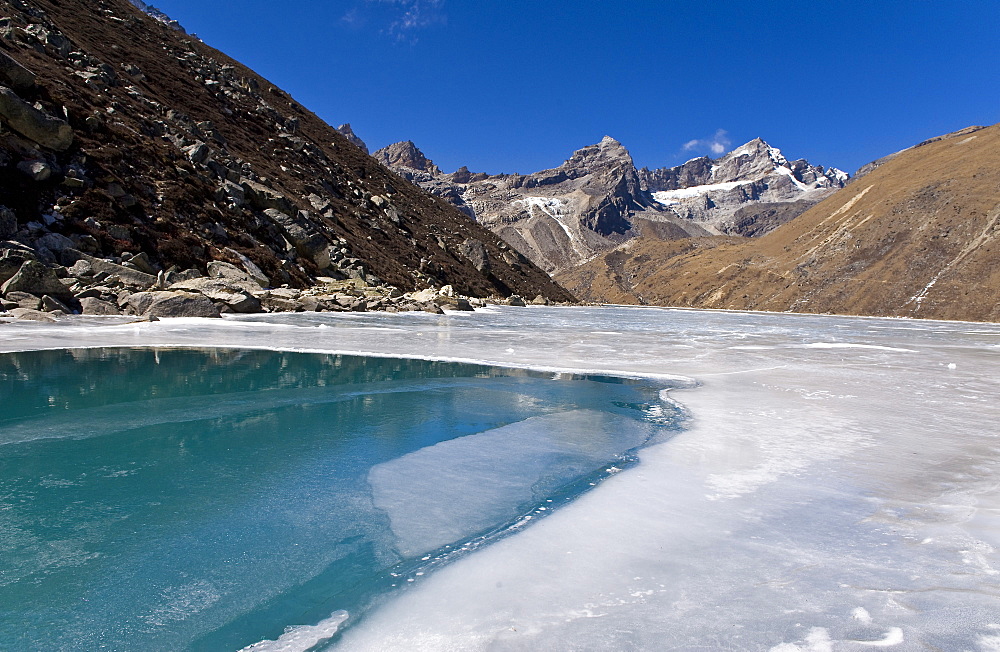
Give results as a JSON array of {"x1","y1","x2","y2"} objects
[
  {"x1": 6, "y1": 291, "x2": 40, "y2": 309},
  {"x1": 9, "y1": 308, "x2": 57, "y2": 322},
  {"x1": 260, "y1": 295, "x2": 301, "y2": 312},
  {"x1": 34, "y1": 232, "x2": 75, "y2": 253},
  {"x1": 1, "y1": 260, "x2": 74, "y2": 300},
  {"x1": 167, "y1": 277, "x2": 261, "y2": 313},
  {"x1": 262, "y1": 208, "x2": 330, "y2": 266},
  {"x1": 240, "y1": 178, "x2": 294, "y2": 214},
  {"x1": 124, "y1": 252, "x2": 156, "y2": 274},
  {"x1": 460, "y1": 238, "x2": 491, "y2": 274},
  {"x1": 221, "y1": 248, "x2": 270, "y2": 287},
  {"x1": 61, "y1": 250, "x2": 156, "y2": 289},
  {"x1": 123, "y1": 291, "x2": 221, "y2": 318},
  {"x1": 40, "y1": 295, "x2": 72, "y2": 313},
  {"x1": 0, "y1": 85, "x2": 73, "y2": 151},
  {"x1": 79, "y1": 297, "x2": 121, "y2": 315},
  {"x1": 207, "y1": 260, "x2": 263, "y2": 287},
  {"x1": 17, "y1": 159, "x2": 52, "y2": 181},
  {"x1": 0, "y1": 249, "x2": 33, "y2": 285},
  {"x1": 0, "y1": 50, "x2": 36, "y2": 91}
]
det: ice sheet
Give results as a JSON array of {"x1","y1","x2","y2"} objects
[
  {"x1": 369, "y1": 409, "x2": 650, "y2": 556},
  {"x1": 3, "y1": 306, "x2": 1000, "y2": 650}
]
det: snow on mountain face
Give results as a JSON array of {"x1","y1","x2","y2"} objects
[
  {"x1": 377, "y1": 137, "x2": 847, "y2": 273},
  {"x1": 640, "y1": 138, "x2": 849, "y2": 235}
]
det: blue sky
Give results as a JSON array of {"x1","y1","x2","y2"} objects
[{"x1": 151, "y1": 0, "x2": 999, "y2": 176}]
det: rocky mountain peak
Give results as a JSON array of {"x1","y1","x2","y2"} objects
[
  {"x1": 335, "y1": 123, "x2": 368, "y2": 154},
  {"x1": 710, "y1": 137, "x2": 789, "y2": 182},
  {"x1": 561, "y1": 135, "x2": 633, "y2": 173},
  {"x1": 374, "y1": 141, "x2": 440, "y2": 174}
]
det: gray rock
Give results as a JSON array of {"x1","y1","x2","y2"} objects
[
  {"x1": 124, "y1": 252, "x2": 157, "y2": 274},
  {"x1": 460, "y1": 238, "x2": 491, "y2": 274},
  {"x1": 40, "y1": 295, "x2": 71, "y2": 313},
  {"x1": 260, "y1": 295, "x2": 301, "y2": 312},
  {"x1": 183, "y1": 141, "x2": 210, "y2": 164},
  {"x1": 263, "y1": 208, "x2": 330, "y2": 266},
  {"x1": 221, "y1": 248, "x2": 269, "y2": 287},
  {"x1": 240, "y1": 178, "x2": 294, "y2": 213},
  {"x1": 79, "y1": 297, "x2": 122, "y2": 315},
  {"x1": 506, "y1": 295, "x2": 526, "y2": 307},
  {"x1": 17, "y1": 159, "x2": 52, "y2": 181},
  {"x1": 124, "y1": 291, "x2": 221, "y2": 318},
  {"x1": 6, "y1": 291, "x2": 41, "y2": 309},
  {"x1": 34, "y1": 232, "x2": 75, "y2": 253},
  {"x1": 1, "y1": 260, "x2": 74, "y2": 300},
  {"x1": 9, "y1": 308, "x2": 57, "y2": 322},
  {"x1": 167, "y1": 277, "x2": 261, "y2": 313},
  {"x1": 68, "y1": 259, "x2": 94, "y2": 278},
  {"x1": 0, "y1": 50, "x2": 36, "y2": 91},
  {"x1": 0, "y1": 250, "x2": 33, "y2": 285},
  {"x1": 61, "y1": 250, "x2": 157, "y2": 289},
  {"x1": 0, "y1": 85, "x2": 73, "y2": 151},
  {"x1": 207, "y1": 260, "x2": 263, "y2": 287}
]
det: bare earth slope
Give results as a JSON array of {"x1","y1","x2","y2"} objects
[
  {"x1": 557, "y1": 124, "x2": 1000, "y2": 322},
  {"x1": 0, "y1": 0, "x2": 572, "y2": 301}
]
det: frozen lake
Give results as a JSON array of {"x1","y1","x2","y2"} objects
[{"x1": 2, "y1": 305, "x2": 999, "y2": 650}]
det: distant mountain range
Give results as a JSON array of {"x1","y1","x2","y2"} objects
[
  {"x1": 369, "y1": 134, "x2": 847, "y2": 273},
  {"x1": 556, "y1": 124, "x2": 999, "y2": 322}
]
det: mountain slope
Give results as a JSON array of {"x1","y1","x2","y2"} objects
[
  {"x1": 0, "y1": 0, "x2": 573, "y2": 303},
  {"x1": 557, "y1": 124, "x2": 1000, "y2": 322},
  {"x1": 376, "y1": 136, "x2": 845, "y2": 274}
]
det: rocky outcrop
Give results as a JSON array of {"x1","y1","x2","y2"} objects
[
  {"x1": 335, "y1": 123, "x2": 368, "y2": 154},
  {"x1": 375, "y1": 141, "x2": 441, "y2": 174},
  {"x1": 0, "y1": 85, "x2": 73, "y2": 150},
  {"x1": 377, "y1": 136, "x2": 846, "y2": 274},
  {"x1": 0, "y1": 0, "x2": 574, "y2": 309}
]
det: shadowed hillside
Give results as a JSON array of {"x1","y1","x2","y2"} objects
[{"x1": 0, "y1": 0, "x2": 573, "y2": 309}]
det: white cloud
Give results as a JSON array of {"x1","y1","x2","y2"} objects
[
  {"x1": 346, "y1": 0, "x2": 445, "y2": 42},
  {"x1": 681, "y1": 129, "x2": 732, "y2": 157}
]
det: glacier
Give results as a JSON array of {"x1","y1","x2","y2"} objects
[{"x1": 2, "y1": 305, "x2": 999, "y2": 650}]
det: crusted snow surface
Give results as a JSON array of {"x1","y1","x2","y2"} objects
[{"x1": 4, "y1": 307, "x2": 1000, "y2": 651}]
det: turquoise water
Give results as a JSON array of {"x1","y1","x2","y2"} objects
[{"x1": 0, "y1": 348, "x2": 681, "y2": 651}]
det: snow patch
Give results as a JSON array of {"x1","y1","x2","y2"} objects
[{"x1": 652, "y1": 181, "x2": 752, "y2": 204}]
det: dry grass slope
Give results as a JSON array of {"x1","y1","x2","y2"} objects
[{"x1": 558, "y1": 124, "x2": 1000, "y2": 322}]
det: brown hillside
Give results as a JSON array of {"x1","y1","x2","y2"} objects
[
  {"x1": 0, "y1": 0, "x2": 573, "y2": 301},
  {"x1": 558, "y1": 124, "x2": 1000, "y2": 322}
]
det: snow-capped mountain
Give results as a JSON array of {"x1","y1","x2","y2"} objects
[
  {"x1": 641, "y1": 138, "x2": 848, "y2": 235},
  {"x1": 374, "y1": 137, "x2": 712, "y2": 273},
  {"x1": 374, "y1": 135, "x2": 847, "y2": 274}
]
